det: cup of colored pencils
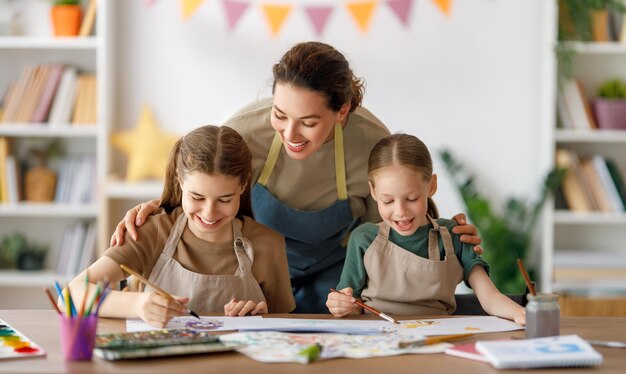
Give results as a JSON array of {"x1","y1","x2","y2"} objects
[{"x1": 45, "y1": 275, "x2": 110, "y2": 361}]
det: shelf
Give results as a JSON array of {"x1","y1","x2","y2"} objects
[
  {"x1": 0, "y1": 123, "x2": 98, "y2": 138},
  {"x1": 556, "y1": 129, "x2": 626, "y2": 143},
  {"x1": 0, "y1": 37, "x2": 98, "y2": 50},
  {"x1": 0, "y1": 270, "x2": 71, "y2": 287},
  {"x1": 106, "y1": 180, "x2": 163, "y2": 200},
  {"x1": 554, "y1": 279, "x2": 626, "y2": 296},
  {"x1": 559, "y1": 41, "x2": 626, "y2": 55},
  {"x1": 554, "y1": 210, "x2": 626, "y2": 225},
  {"x1": 0, "y1": 203, "x2": 98, "y2": 218}
]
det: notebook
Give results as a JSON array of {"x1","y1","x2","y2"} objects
[
  {"x1": 444, "y1": 342, "x2": 490, "y2": 363},
  {"x1": 476, "y1": 334, "x2": 603, "y2": 369},
  {"x1": 94, "y1": 329, "x2": 240, "y2": 360}
]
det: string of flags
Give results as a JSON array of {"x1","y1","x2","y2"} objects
[{"x1": 144, "y1": 0, "x2": 453, "y2": 38}]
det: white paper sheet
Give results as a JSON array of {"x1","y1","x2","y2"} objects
[{"x1": 126, "y1": 316, "x2": 263, "y2": 332}]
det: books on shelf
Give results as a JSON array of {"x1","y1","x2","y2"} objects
[
  {"x1": 556, "y1": 148, "x2": 626, "y2": 213},
  {"x1": 55, "y1": 220, "x2": 97, "y2": 276},
  {"x1": 558, "y1": 79, "x2": 597, "y2": 130},
  {"x1": 79, "y1": 0, "x2": 98, "y2": 37},
  {"x1": 554, "y1": 250, "x2": 626, "y2": 285},
  {"x1": 0, "y1": 64, "x2": 96, "y2": 126},
  {"x1": 54, "y1": 155, "x2": 96, "y2": 204}
]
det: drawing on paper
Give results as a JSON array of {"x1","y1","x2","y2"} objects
[{"x1": 184, "y1": 319, "x2": 224, "y2": 330}]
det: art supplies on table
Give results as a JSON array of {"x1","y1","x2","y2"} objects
[
  {"x1": 475, "y1": 334, "x2": 603, "y2": 369},
  {"x1": 329, "y1": 288, "x2": 399, "y2": 324},
  {"x1": 444, "y1": 342, "x2": 490, "y2": 363},
  {"x1": 126, "y1": 316, "x2": 264, "y2": 333},
  {"x1": 398, "y1": 333, "x2": 473, "y2": 348},
  {"x1": 94, "y1": 329, "x2": 240, "y2": 360},
  {"x1": 385, "y1": 316, "x2": 523, "y2": 338},
  {"x1": 0, "y1": 318, "x2": 46, "y2": 360},
  {"x1": 219, "y1": 331, "x2": 452, "y2": 364}
]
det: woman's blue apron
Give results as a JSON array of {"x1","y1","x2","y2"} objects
[{"x1": 251, "y1": 124, "x2": 359, "y2": 313}]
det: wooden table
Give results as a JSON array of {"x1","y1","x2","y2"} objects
[{"x1": 1, "y1": 310, "x2": 624, "y2": 373}]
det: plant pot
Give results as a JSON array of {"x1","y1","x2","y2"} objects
[
  {"x1": 592, "y1": 98, "x2": 626, "y2": 130},
  {"x1": 51, "y1": 5, "x2": 81, "y2": 37},
  {"x1": 25, "y1": 167, "x2": 57, "y2": 202},
  {"x1": 17, "y1": 250, "x2": 46, "y2": 271}
]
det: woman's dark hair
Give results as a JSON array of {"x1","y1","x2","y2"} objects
[
  {"x1": 272, "y1": 41, "x2": 364, "y2": 113},
  {"x1": 160, "y1": 125, "x2": 252, "y2": 217}
]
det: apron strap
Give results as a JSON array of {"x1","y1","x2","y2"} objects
[
  {"x1": 232, "y1": 219, "x2": 254, "y2": 274},
  {"x1": 255, "y1": 124, "x2": 348, "y2": 201},
  {"x1": 377, "y1": 221, "x2": 390, "y2": 240},
  {"x1": 257, "y1": 132, "x2": 283, "y2": 187},
  {"x1": 427, "y1": 215, "x2": 441, "y2": 260},
  {"x1": 334, "y1": 123, "x2": 348, "y2": 201},
  {"x1": 161, "y1": 213, "x2": 188, "y2": 258}
]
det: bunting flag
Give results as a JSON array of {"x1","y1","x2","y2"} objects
[
  {"x1": 432, "y1": 0, "x2": 452, "y2": 16},
  {"x1": 180, "y1": 0, "x2": 204, "y2": 20},
  {"x1": 261, "y1": 3, "x2": 293, "y2": 37},
  {"x1": 387, "y1": 0, "x2": 414, "y2": 27},
  {"x1": 304, "y1": 5, "x2": 334, "y2": 37},
  {"x1": 223, "y1": 0, "x2": 251, "y2": 30},
  {"x1": 345, "y1": 1, "x2": 377, "y2": 34},
  {"x1": 145, "y1": 0, "x2": 157, "y2": 6}
]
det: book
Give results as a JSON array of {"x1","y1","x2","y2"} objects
[
  {"x1": 444, "y1": 342, "x2": 490, "y2": 363},
  {"x1": 580, "y1": 158, "x2": 613, "y2": 212},
  {"x1": 556, "y1": 148, "x2": 592, "y2": 212},
  {"x1": 79, "y1": 0, "x2": 97, "y2": 37},
  {"x1": 560, "y1": 79, "x2": 595, "y2": 130},
  {"x1": 605, "y1": 159, "x2": 626, "y2": 207},
  {"x1": 31, "y1": 65, "x2": 64, "y2": 123},
  {"x1": 592, "y1": 155, "x2": 625, "y2": 212},
  {"x1": 476, "y1": 335, "x2": 603, "y2": 369},
  {"x1": 48, "y1": 67, "x2": 78, "y2": 125}
]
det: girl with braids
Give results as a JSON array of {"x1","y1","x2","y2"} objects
[
  {"x1": 67, "y1": 125, "x2": 294, "y2": 328},
  {"x1": 111, "y1": 42, "x2": 483, "y2": 313},
  {"x1": 327, "y1": 134, "x2": 525, "y2": 325}
]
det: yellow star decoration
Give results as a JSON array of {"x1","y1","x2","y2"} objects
[{"x1": 111, "y1": 106, "x2": 180, "y2": 182}]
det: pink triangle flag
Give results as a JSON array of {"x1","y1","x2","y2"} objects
[
  {"x1": 304, "y1": 5, "x2": 333, "y2": 37},
  {"x1": 386, "y1": 0, "x2": 414, "y2": 27},
  {"x1": 145, "y1": 0, "x2": 157, "y2": 6},
  {"x1": 222, "y1": 0, "x2": 250, "y2": 30}
]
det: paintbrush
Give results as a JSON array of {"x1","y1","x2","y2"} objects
[
  {"x1": 329, "y1": 288, "x2": 399, "y2": 324},
  {"x1": 120, "y1": 264, "x2": 200, "y2": 319},
  {"x1": 398, "y1": 333, "x2": 474, "y2": 348}
]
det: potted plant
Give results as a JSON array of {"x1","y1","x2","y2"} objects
[
  {"x1": 440, "y1": 150, "x2": 565, "y2": 293},
  {"x1": 51, "y1": 0, "x2": 81, "y2": 37},
  {"x1": 593, "y1": 79, "x2": 626, "y2": 130},
  {"x1": 25, "y1": 140, "x2": 63, "y2": 202},
  {"x1": 0, "y1": 233, "x2": 48, "y2": 271}
]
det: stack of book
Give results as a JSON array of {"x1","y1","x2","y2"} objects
[
  {"x1": 54, "y1": 220, "x2": 97, "y2": 277},
  {"x1": 555, "y1": 148, "x2": 626, "y2": 213},
  {"x1": 557, "y1": 79, "x2": 597, "y2": 131},
  {"x1": 0, "y1": 65, "x2": 97, "y2": 126}
]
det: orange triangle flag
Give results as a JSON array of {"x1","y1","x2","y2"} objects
[
  {"x1": 180, "y1": 0, "x2": 204, "y2": 20},
  {"x1": 261, "y1": 4, "x2": 293, "y2": 37},
  {"x1": 345, "y1": 1, "x2": 377, "y2": 34},
  {"x1": 432, "y1": 0, "x2": 452, "y2": 16}
]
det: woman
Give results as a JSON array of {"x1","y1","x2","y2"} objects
[{"x1": 111, "y1": 42, "x2": 482, "y2": 313}]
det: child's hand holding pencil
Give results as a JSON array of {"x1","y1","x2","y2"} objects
[{"x1": 326, "y1": 287, "x2": 363, "y2": 318}]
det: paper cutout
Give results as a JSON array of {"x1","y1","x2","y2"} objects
[
  {"x1": 222, "y1": 0, "x2": 250, "y2": 30},
  {"x1": 387, "y1": 0, "x2": 414, "y2": 27},
  {"x1": 110, "y1": 106, "x2": 180, "y2": 182},
  {"x1": 261, "y1": 3, "x2": 293, "y2": 37},
  {"x1": 180, "y1": 0, "x2": 204, "y2": 20},
  {"x1": 220, "y1": 331, "x2": 450, "y2": 363},
  {"x1": 346, "y1": 1, "x2": 377, "y2": 34},
  {"x1": 304, "y1": 5, "x2": 333, "y2": 37},
  {"x1": 432, "y1": 0, "x2": 452, "y2": 16}
]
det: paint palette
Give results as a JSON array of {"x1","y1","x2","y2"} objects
[
  {"x1": 0, "y1": 318, "x2": 46, "y2": 360},
  {"x1": 94, "y1": 329, "x2": 240, "y2": 360}
]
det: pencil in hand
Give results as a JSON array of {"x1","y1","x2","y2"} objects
[
  {"x1": 119, "y1": 264, "x2": 200, "y2": 319},
  {"x1": 329, "y1": 288, "x2": 399, "y2": 324}
]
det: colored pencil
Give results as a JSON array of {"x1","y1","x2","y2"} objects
[
  {"x1": 43, "y1": 287, "x2": 62, "y2": 314},
  {"x1": 329, "y1": 288, "x2": 399, "y2": 324},
  {"x1": 398, "y1": 333, "x2": 474, "y2": 348},
  {"x1": 120, "y1": 264, "x2": 200, "y2": 319},
  {"x1": 84, "y1": 281, "x2": 102, "y2": 317},
  {"x1": 79, "y1": 271, "x2": 89, "y2": 317},
  {"x1": 516, "y1": 258, "x2": 537, "y2": 296}
]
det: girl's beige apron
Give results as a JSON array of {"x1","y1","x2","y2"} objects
[
  {"x1": 360, "y1": 217, "x2": 463, "y2": 315},
  {"x1": 144, "y1": 214, "x2": 266, "y2": 314}
]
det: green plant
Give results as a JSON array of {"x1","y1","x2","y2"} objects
[
  {"x1": 0, "y1": 233, "x2": 48, "y2": 270},
  {"x1": 559, "y1": 0, "x2": 626, "y2": 41},
  {"x1": 53, "y1": 0, "x2": 80, "y2": 5},
  {"x1": 440, "y1": 150, "x2": 565, "y2": 293},
  {"x1": 598, "y1": 79, "x2": 626, "y2": 99}
]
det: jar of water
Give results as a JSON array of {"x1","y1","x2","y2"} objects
[{"x1": 525, "y1": 293, "x2": 560, "y2": 338}]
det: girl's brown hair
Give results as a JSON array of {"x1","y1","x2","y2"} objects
[
  {"x1": 160, "y1": 125, "x2": 252, "y2": 217},
  {"x1": 272, "y1": 41, "x2": 364, "y2": 113},
  {"x1": 368, "y1": 134, "x2": 439, "y2": 219}
]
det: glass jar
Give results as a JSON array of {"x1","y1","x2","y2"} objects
[{"x1": 526, "y1": 293, "x2": 560, "y2": 338}]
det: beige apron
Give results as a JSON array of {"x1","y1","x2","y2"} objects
[
  {"x1": 144, "y1": 214, "x2": 266, "y2": 315},
  {"x1": 360, "y1": 216, "x2": 464, "y2": 315}
]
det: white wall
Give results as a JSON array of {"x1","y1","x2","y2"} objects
[{"x1": 113, "y1": 0, "x2": 555, "y2": 218}]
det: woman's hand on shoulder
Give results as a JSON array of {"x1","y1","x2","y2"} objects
[
  {"x1": 326, "y1": 287, "x2": 361, "y2": 317},
  {"x1": 450, "y1": 213, "x2": 484, "y2": 255},
  {"x1": 135, "y1": 292, "x2": 188, "y2": 328},
  {"x1": 110, "y1": 199, "x2": 160, "y2": 247},
  {"x1": 224, "y1": 299, "x2": 268, "y2": 317}
]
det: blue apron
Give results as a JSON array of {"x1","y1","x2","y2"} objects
[{"x1": 251, "y1": 124, "x2": 359, "y2": 313}]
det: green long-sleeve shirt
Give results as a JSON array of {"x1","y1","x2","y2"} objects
[{"x1": 337, "y1": 219, "x2": 490, "y2": 298}]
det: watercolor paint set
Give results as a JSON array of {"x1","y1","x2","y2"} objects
[
  {"x1": 94, "y1": 329, "x2": 240, "y2": 360},
  {"x1": 0, "y1": 319, "x2": 46, "y2": 360}
]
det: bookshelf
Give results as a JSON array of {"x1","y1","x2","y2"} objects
[
  {"x1": 0, "y1": 0, "x2": 110, "y2": 298},
  {"x1": 545, "y1": 38, "x2": 626, "y2": 296}
]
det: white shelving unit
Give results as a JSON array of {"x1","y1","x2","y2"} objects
[
  {"x1": 0, "y1": 0, "x2": 111, "y2": 303},
  {"x1": 543, "y1": 40, "x2": 626, "y2": 295}
]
